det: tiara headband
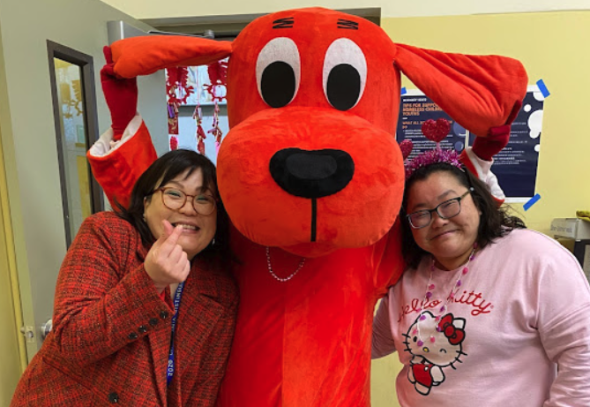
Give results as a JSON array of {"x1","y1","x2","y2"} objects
[{"x1": 402, "y1": 118, "x2": 464, "y2": 180}]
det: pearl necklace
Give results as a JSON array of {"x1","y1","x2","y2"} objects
[
  {"x1": 414, "y1": 246, "x2": 477, "y2": 347},
  {"x1": 265, "y1": 247, "x2": 306, "y2": 282}
]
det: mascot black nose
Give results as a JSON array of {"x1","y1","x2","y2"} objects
[{"x1": 269, "y1": 148, "x2": 354, "y2": 199}]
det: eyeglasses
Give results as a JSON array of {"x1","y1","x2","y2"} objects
[
  {"x1": 149, "y1": 187, "x2": 217, "y2": 216},
  {"x1": 406, "y1": 188, "x2": 473, "y2": 229}
]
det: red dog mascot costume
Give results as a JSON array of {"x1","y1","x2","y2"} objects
[{"x1": 88, "y1": 8, "x2": 527, "y2": 406}]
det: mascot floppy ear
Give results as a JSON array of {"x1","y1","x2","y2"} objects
[
  {"x1": 394, "y1": 43, "x2": 527, "y2": 137},
  {"x1": 110, "y1": 35, "x2": 233, "y2": 77}
]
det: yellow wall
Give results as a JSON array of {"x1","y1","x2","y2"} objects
[
  {"x1": 371, "y1": 350, "x2": 401, "y2": 407},
  {"x1": 0, "y1": 126, "x2": 24, "y2": 405},
  {"x1": 99, "y1": 0, "x2": 590, "y2": 20},
  {"x1": 0, "y1": 194, "x2": 22, "y2": 406}
]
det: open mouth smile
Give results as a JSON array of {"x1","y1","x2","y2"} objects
[{"x1": 171, "y1": 223, "x2": 201, "y2": 232}]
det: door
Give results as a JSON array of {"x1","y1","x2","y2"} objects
[{"x1": 0, "y1": 0, "x2": 167, "y2": 364}]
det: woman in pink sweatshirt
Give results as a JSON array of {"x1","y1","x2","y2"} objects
[{"x1": 373, "y1": 160, "x2": 590, "y2": 406}]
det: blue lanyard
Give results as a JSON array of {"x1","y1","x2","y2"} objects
[{"x1": 167, "y1": 282, "x2": 185, "y2": 386}]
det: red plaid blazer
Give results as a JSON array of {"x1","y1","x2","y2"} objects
[{"x1": 11, "y1": 212, "x2": 238, "y2": 407}]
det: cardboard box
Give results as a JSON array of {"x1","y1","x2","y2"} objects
[
  {"x1": 550, "y1": 218, "x2": 590, "y2": 240},
  {"x1": 583, "y1": 243, "x2": 590, "y2": 281}
]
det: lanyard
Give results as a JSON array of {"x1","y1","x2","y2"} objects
[{"x1": 167, "y1": 282, "x2": 185, "y2": 386}]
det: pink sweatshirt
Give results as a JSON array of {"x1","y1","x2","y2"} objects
[{"x1": 372, "y1": 228, "x2": 590, "y2": 406}]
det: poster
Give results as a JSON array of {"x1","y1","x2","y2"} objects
[
  {"x1": 396, "y1": 87, "x2": 543, "y2": 202},
  {"x1": 395, "y1": 91, "x2": 467, "y2": 160},
  {"x1": 468, "y1": 88, "x2": 544, "y2": 200}
]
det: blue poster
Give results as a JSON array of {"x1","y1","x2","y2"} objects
[
  {"x1": 395, "y1": 95, "x2": 467, "y2": 159},
  {"x1": 396, "y1": 89, "x2": 543, "y2": 200},
  {"x1": 468, "y1": 90, "x2": 543, "y2": 199}
]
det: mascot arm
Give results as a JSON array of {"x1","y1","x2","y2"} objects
[
  {"x1": 89, "y1": 47, "x2": 157, "y2": 209},
  {"x1": 459, "y1": 147, "x2": 505, "y2": 205},
  {"x1": 101, "y1": 46, "x2": 138, "y2": 141},
  {"x1": 459, "y1": 99, "x2": 523, "y2": 205},
  {"x1": 372, "y1": 219, "x2": 406, "y2": 295},
  {"x1": 87, "y1": 114, "x2": 156, "y2": 209}
]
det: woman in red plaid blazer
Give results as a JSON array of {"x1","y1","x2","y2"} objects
[{"x1": 11, "y1": 150, "x2": 238, "y2": 406}]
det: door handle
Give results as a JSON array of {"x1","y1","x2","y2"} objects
[{"x1": 41, "y1": 319, "x2": 53, "y2": 340}]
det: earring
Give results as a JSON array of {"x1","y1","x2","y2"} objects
[
  {"x1": 142, "y1": 214, "x2": 147, "y2": 222},
  {"x1": 211, "y1": 238, "x2": 216, "y2": 246}
]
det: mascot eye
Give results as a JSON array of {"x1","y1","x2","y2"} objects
[
  {"x1": 323, "y1": 38, "x2": 367, "y2": 111},
  {"x1": 256, "y1": 37, "x2": 301, "y2": 108}
]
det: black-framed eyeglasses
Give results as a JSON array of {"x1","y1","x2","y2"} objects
[
  {"x1": 406, "y1": 188, "x2": 474, "y2": 229},
  {"x1": 148, "y1": 187, "x2": 217, "y2": 216}
]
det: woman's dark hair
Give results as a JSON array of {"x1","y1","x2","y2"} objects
[
  {"x1": 115, "y1": 149, "x2": 233, "y2": 267},
  {"x1": 401, "y1": 162, "x2": 525, "y2": 269}
]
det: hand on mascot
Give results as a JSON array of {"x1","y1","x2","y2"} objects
[
  {"x1": 144, "y1": 220, "x2": 190, "y2": 293},
  {"x1": 471, "y1": 129, "x2": 510, "y2": 162},
  {"x1": 471, "y1": 100, "x2": 522, "y2": 162},
  {"x1": 101, "y1": 46, "x2": 137, "y2": 141}
]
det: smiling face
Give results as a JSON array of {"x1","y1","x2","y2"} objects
[
  {"x1": 143, "y1": 168, "x2": 217, "y2": 260},
  {"x1": 406, "y1": 171, "x2": 480, "y2": 270}
]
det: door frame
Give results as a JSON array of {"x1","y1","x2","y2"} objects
[
  {"x1": 0, "y1": 117, "x2": 27, "y2": 373},
  {"x1": 47, "y1": 40, "x2": 103, "y2": 247}
]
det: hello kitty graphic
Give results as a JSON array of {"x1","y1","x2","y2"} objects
[{"x1": 403, "y1": 311, "x2": 467, "y2": 396}]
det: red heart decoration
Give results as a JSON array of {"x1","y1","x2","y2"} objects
[
  {"x1": 421, "y1": 118, "x2": 451, "y2": 143},
  {"x1": 399, "y1": 140, "x2": 413, "y2": 160},
  {"x1": 169, "y1": 135, "x2": 179, "y2": 150}
]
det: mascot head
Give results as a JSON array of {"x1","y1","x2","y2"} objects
[{"x1": 110, "y1": 7, "x2": 527, "y2": 257}]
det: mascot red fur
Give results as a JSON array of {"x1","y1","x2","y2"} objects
[{"x1": 88, "y1": 7, "x2": 527, "y2": 406}]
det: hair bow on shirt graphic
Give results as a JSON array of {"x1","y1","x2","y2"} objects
[{"x1": 438, "y1": 314, "x2": 466, "y2": 345}]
